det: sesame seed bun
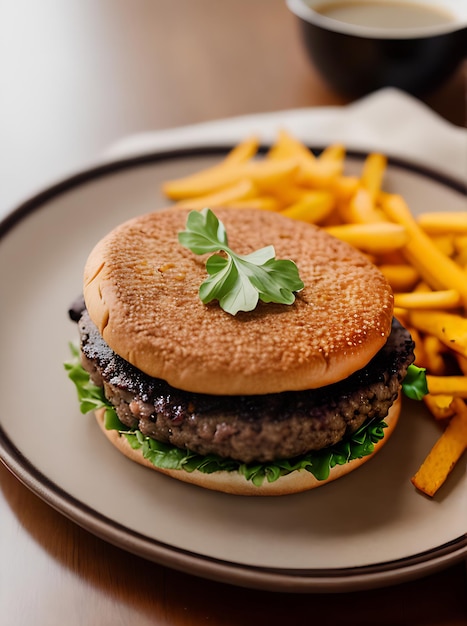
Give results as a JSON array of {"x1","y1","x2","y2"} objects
[
  {"x1": 94, "y1": 395, "x2": 401, "y2": 496},
  {"x1": 83, "y1": 207, "x2": 393, "y2": 396}
]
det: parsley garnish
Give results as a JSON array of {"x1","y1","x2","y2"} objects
[{"x1": 178, "y1": 208, "x2": 304, "y2": 315}]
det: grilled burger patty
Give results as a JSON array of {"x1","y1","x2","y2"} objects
[{"x1": 74, "y1": 307, "x2": 414, "y2": 464}]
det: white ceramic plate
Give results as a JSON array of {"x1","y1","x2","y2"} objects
[{"x1": 0, "y1": 147, "x2": 465, "y2": 593}]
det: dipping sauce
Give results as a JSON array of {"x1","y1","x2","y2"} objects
[{"x1": 313, "y1": 1, "x2": 456, "y2": 29}]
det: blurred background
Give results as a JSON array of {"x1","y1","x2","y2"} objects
[{"x1": 0, "y1": 0, "x2": 465, "y2": 216}]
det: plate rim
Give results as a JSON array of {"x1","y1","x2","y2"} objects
[
  {"x1": 1, "y1": 425, "x2": 466, "y2": 593},
  {"x1": 1, "y1": 145, "x2": 466, "y2": 237},
  {"x1": 0, "y1": 145, "x2": 466, "y2": 593}
]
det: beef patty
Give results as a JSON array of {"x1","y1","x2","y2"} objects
[{"x1": 72, "y1": 303, "x2": 414, "y2": 464}]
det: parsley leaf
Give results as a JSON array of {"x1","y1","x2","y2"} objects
[
  {"x1": 402, "y1": 364, "x2": 429, "y2": 400},
  {"x1": 178, "y1": 208, "x2": 304, "y2": 315}
]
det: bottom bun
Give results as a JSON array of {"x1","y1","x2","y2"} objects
[{"x1": 95, "y1": 395, "x2": 401, "y2": 496}]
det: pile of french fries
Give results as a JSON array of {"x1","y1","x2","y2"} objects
[{"x1": 162, "y1": 130, "x2": 467, "y2": 497}]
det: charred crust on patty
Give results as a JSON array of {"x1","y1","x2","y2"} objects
[{"x1": 78, "y1": 310, "x2": 413, "y2": 464}]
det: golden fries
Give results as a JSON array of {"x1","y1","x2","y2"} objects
[
  {"x1": 378, "y1": 264, "x2": 420, "y2": 292},
  {"x1": 163, "y1": 157, "x2": 298, "y2": 200},
  {"x1": 423, "y1": 394, "x2": 455, "y2": 421},
  {"x1": 325, "y1": 223, "x2": 408, "y2": 253},
  {"x1": 382, "y1": 194, "x2": 467, "y2": 307},
  {"x1": 425, "y1": 375, "x2": 467, "y2": 397},
  {"x1": 295, "y1": 159, "x2": 344, "y2": 189},
  {"x1": 408, "y1": 310, "x2": 467, "y2": 357},
  {"x1": 267, "y1": 128, "x2": 316, "y2": 161},
  {"x1": 319, "y1": 143, "x2": 345, "y2": 163},
  {"x1": 360, "y1": 152, "x2": 387, "y2": 201},
  {"x1": 173, "y1": 178, "x2": 257, "y2": 209},
  {"x1": 347, "y1": 187, "x2": 387, "y2": 224},
  {"x1": 281, "y1": 191, "x2": 335, "y2": 224},
  {"x1": 411, "y1": 398, "x2": 467, "y2": 497},
  {"x1": 422, "y1": 335, "x2": 447, "y2": 375},
  {"x1": 222, "y1": 135, "x2": 260, "y2": 165},
  {"x1": 456, "y1": 353, "x2": 467, "y2": 375},
  {"x1": 162, "y1": 129, "x2": 467, "y2": 497},
  {"x1": 417, "y1": 211, "x2": 467, "y2": 235},
  {"x1": 394, "y1": 289, "x2": 462, "y2": 310}
]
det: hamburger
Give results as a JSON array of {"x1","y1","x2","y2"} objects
[{"x1": 67, "y1": 206, "x2": 416, "y2": 495}]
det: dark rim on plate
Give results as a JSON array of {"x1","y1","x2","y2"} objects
[{"x1": 0, "y1": 146, "x2": 466, "y2": 593}]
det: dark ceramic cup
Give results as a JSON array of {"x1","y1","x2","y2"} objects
[{"x1": 286, "y1": 0, "x2": 467, "y2": 98}]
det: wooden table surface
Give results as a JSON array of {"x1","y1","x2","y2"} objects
[{"x1": 1, "y1": 2, "x2": 466, "y2": 624}]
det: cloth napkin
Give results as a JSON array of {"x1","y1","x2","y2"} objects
[{"x1": 104, "y1": 88, "x2": 467, "y2": 183}]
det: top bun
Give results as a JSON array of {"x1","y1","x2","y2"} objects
[{"x1": 83, "y1": 207, "x2": 393, "y2": 395}]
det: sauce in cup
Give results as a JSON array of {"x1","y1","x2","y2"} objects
[{"x1": 314, "y1": 1, "x2": 456, "y2": 30}]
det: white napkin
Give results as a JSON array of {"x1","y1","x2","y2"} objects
[{"x1": 104, "y1": 88, "x2": 467, "y2": 183}]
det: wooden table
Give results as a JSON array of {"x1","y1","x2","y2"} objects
[{"x1": 1, "y1": 2, "x2": 466, "y2": 624}]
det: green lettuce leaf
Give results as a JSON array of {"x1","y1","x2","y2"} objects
[{"x1": 402, "y1": 364, "x2": 429, "y2": 400}]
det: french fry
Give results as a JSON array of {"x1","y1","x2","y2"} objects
[
  {"x1": 423, "y1": 335, "x2": 447, "y2": 375},
  {"x1": 394, "y1": 289, "x2": 462, "y2": 310},
  {"x1": 453, "y1": 235, "x2": 467, "y2": 267},
  {"x1": 408, "y1": 326, "x2": 428, "y2": 369},
  {"x1": 281, "y1": 191, "x2": 335, "y2": 224},
  {"x1": 408, "y1": 310, "x2": 467, "y2": 357},
  {"x1": 417, "y1": 211, "x2": 467, "y2": 235},
  {"x1": 332, "y1": 176, "x2": 360, "y2": 205},
  {"x1": 296, "y1": 159, "x2": 344, "y2": 189},
  {"x1": 325, "y1": 223, "x2": 408, "y2": 253},
  {"x1": 222, "y1": 135, "x2": 260, "y2": 165},
  {"x1": 163, "y1": 136, "x2": 259, "y2": 199},
  {"x1": 267, "y1": 128, "x2": 315, "y2": 162},
  {"x1": 425, "y1": 375, "x2": 467, "y2": 397},
  {"x1": 430, "y1": 235, "x2": 456, "y2": 257},
  {"x1": 423, "y1": 394, "x2": 455, "y2": 420},
  {"x1": 382, "y1": 194, "x2": 467, "y2": 307},
  {"x1": 375, "y1": 250, "x2": 408, "y2": 266},
  {"x1": 360, "y1": 152, "x2": 387, "y2": 201},
  {"x1": 456, "y1": 353, "x2": 467, "y2": 376},
  {"x1": 347, "y1": 187, "x2": 387, "y2": 224},
  {"x1": 241, "y1": 160, "x2": 302, "y2": 196},
  {"x1": 393, "y1": 307, "x2": 410, "y2": 327},
  {"x1": 411, "y1": 398, "x2": 467, "y2": 496},
  {"x1": 378, "y1": 264, "x2": 420, "y2": 292},
  {"x1": 454, "y1": 234, "x2": 467, "y2": 251},
  {"x1": 318, "y1": 143, "x2": 346, "y2": 163},
  {"x1": 174, "y1": 178, "x2": 257, "y2": 209},
  {"x1": 224, "y1": 197, "x2": 280, "y2": 211},
  {"x1": 260, "y1": 184, "x2": 302, "y2": 208},
  {"x1": 413, "y1": 280, "x2": 431, "y2": 293},
  {"x1": 163, "y1": 157, "x2": 298, "y2": 200}
]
